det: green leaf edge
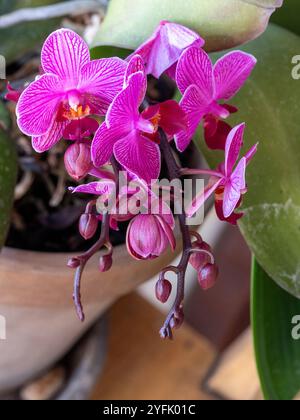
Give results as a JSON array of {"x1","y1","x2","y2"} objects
[{"x1": 251, "y1": 257, "x2": 300, "y2": 400}]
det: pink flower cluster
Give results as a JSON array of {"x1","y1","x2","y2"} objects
[{"x1": 14, "y1": 21, "x2": 257, "y2": 338}]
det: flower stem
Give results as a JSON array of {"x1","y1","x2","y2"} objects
[
  {"x1": 180, "y1": 167, "x2": 222, "y2": 178},
  {"x1": 158, "y1": 129, "x2": 192, "y2": 339},
  {"x1": 71, "y1": 211, "x2": 111, "y2": 322}
]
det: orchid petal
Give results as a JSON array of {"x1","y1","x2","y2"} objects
[
  {"x1": 159, "y1": 100, "x2": 187, "y2": 136},
  {"x1": 204, "y1": 116, "x2": 232, "y2": 151},
  {"x1": 41, "y1": 29, "x2": 90, "y2": 86},
  {"x1": 215, "y1": 196, "x2": 244, "y2": 226},
  {"x1": 126, "y1": 215, "x2": 160, "y2": 259},
  {"x1": 141, "y1": 104, "x2": 160, "y2": 121},
  {"x1": 89, "y1": 167, "x2": 115, "y2": 182},
  {"x1": 245, "y1": 142, "x2": 258, "y2": 165},
  {"x1": 92, "y1": 122, "x2": 128, "y2": 167},
  {"x1": 114, "y1": 130, "x2": 161, "y2": 184},
  {"x1": 32, "y1": 120, "x2": 69, "y2": 153},
  {"x1": 223, "y1": 157, "x2": 246, "y2": 218},
  {"x1": 132, "y1": 21, "x2": 204, "y2": 79},
  {"x1": 187, "y1": 178, "x2": 223, "y2": 218},
  {"x1": 106, "y1": 71, "x2": 146, "y2": 129},
  {"x1": 176, "y1": 46, "x2": 213, "y2": 100},
  {"x1": 174, "y1": 85, "x2": 207, "y2": 152},
  {"x1": 150, "y1": 197, "x2": 175, "y2": 229},
  {"x1": 16, "y1": 74, "x2": 64, "y2": 136},
  {"x1": 70, "y1": 180, "x2": 115, "y2": 196},
  {"x1": 79, "y1": 58, "x2": 126, "y2": 114},
  {"x1": 156, "y1": 215, "x2": 176, "y2": 252},
  {"x1": 165, "y1": 62, "x2": 177, "y2": 80},
  {"x1": 213, "y1": 51, "x2": 257, "y2": 101},
  {"x1": 125, "y1": 54, "x2": 145, "y2": 86},
  {"x1": 225, "y1": 123, "x2": 246, "y2": 176}
]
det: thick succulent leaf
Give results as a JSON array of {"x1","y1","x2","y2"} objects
[
  {"x1": 195, "y1": 24, "x2": 300, "y2": 298},
  {"x1": 92, "y1": 0, "x2": 283, "y2": 53},
  {"x1": 271, "y1": 0, "x2": 300, "y2": 36},
  {"x1": 0, "y1": 103, "x2": 17, "y2": 248},
  {"x1": 252, "y1": 258, "x2": 300, "y2": 400}
]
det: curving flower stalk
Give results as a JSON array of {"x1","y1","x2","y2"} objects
[
  {"x1": 158, "y1": 129, "x2": 216, "y2": 339},
  {"x1": 68, "y1": 210, "x2": 112, "y2": 322}
]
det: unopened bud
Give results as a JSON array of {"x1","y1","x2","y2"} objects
[
  {"x1": 67, "y1": 257, "x2": 81, "y2": 269},
  {"x1": 198, "y1": 263, "x2": 219, "y2": 290},
  {"x1": 79, "y1": 213, "x2": 98, "y2": 240},
  {"x1": 64, "y1": 142, "x2": 92, "y2": 181},
  {"x1": 189, "y1": 241, "x2": 212, "y2": 271},
  {"x1": 155, "y1": 279, "x2": 172, "y2": 303},
  {"x1": 99, "y1": 254, "x2": 113, "y2": 272}
]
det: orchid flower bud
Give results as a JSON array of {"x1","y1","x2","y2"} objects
[
  {"x1": 126, "y1": 214, "x2": 176, "y2": 260},
  {"x1": 198, "y1": 263, "x2": 219, "y2": 291},
  {"x1": 5, "y1": 82, "x2": 23, "y2": 103},
  {"x1": 99, "y1": 254, "x2": 113, "y2": 272},
  {"x1": 155, "y1": 279, "x2": 172, "y2": 303},
  {"x1": 67, "y1": 257, "x2": 81, "y2": 269},
  {"x1": 79, "y1": 213, "x2": 98, "y2": 240},
  {"x1": 189, "y1": 241, "x2": 212, "y2": 271},
  {"x1": 64, "y1": 142, "x2": 92, "y2": 181}
]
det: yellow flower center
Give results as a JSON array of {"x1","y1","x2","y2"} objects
[{"x1": 63, "y1": 104, "x2": 91, "y2": 120}]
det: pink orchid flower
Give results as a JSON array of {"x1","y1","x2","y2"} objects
[
  {"x1": 16, "y1": 29, "x2": 126, "y2": 152},
  {"x1": 187, "y1": 123, "x2": 257, "y2": 222},
  {"x1": 125, "y1": 179, "x2": 176, "y2": 260},
  {"x1": 91, "y1": 55, "x2": 186, "y2": 184},
  {"x1": 130, "y1": 21, "x2": 204, "y2": 79},
  {"x1": 175, "y1": 46, "x2": 257, "y2": 152},
  {"x1": 126, "y1": 213, "x2": 176, "y2": 260}
]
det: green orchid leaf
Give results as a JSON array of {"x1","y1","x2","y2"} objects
[
  {"x1": 271, "y1": 0, "x2": 300, "y2": 36},
  {"x1": 252, "y1": 258, "x2": 300, "y2": 400},
  {"x1": 92, "y1": 0, "x2": 282, "y2": 53},
  {"x1": 90, "y1": 45, "x2": 132, "y2": 60},
  {"x1": 195, "y1": 24, "x2": 300, "y2": 298},
  {"x1": 0, "y1": 103, "x2": 17, "y2": 248}
]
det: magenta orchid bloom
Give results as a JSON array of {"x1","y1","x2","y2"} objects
[
  {"x1": 16, "y1": 29, "x2": 126, "y2": 152},
  {"x1": 175, "y1": 46, "x2": 257, "y2": 152},
  {"x1": 126, "y1": 213, "x2": 176, "y2": 260},
  {"x1": 125, "y1": 181, "x2": 176, "y2": 260},
  {"x1": 187, "y1": 123, "x2": 258, "y2": 222},
  {"x1": 91, "y1": 55, "x2": 186, "y2": 184},
  {"x1": 130, "y1": 21, "x2": 204, "y2": 79}
]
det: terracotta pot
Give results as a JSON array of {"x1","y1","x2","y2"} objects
[{"x1": 0, "y1": 240, "x2": 180, "y2": 393}]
